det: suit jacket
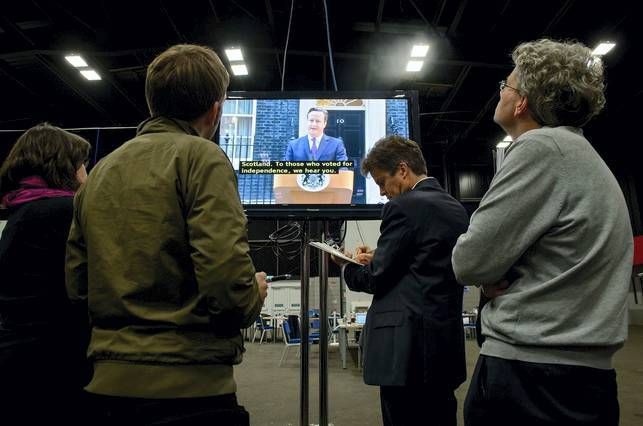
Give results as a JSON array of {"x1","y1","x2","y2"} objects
[
  {"x1": 343, "y1": 178, "x2": 469, "y2": 388},
  {"x1": 284, "y1": 134, "x2": 348, "y2": 161}
]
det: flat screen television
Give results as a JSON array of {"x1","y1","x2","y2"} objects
[{"x1": 218, "y1": 90, "x2": 421, "y2": 219}]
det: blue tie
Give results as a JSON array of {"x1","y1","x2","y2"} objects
[{"x1": 311, "y1": 137, "x2": 318, "y2": 160}]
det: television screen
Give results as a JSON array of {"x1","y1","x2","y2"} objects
[{"x1": 219, "y1": 91, "x2": 420, "y2": 219}]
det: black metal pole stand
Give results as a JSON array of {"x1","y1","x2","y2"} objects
[
  {"x1": 319, "y1": 221, "x2": 329, "y2": 426},
  {"x1": 298, "y1": 219, "x2": 332, "y2": 426},
  {"x1": 299, "y1": 220, "x2": 310, "y2": 426}
]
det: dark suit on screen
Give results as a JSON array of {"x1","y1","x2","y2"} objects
[
  {"x1": 284, "y1": 134, "x2": 348, "y2": 161},
  {"x1": 343, "y1": 177, "x2": 469, "y2": 426}
]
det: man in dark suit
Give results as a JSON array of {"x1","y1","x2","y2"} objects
[
  {"x1": 284, "y1": 107, "x2": 348, "y2": 161},
  {"x1": 333, "y1": 135, "x2": 469, "y2": 426}
]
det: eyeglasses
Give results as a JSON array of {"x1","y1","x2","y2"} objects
[{"x1": 499, "y1": 80, "x2": 520, "y2": 94}]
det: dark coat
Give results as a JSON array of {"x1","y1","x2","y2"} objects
[
  {"x1": 0, "y1": 197, "x2": 90, "y2": 404},
  {"x1": 343, "y1": 178, "x2": 469, "y2": 388}
]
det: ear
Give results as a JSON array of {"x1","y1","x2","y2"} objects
[
  {"x1": 514, "y1": 96, "x2": 529, "y2": 117},
  {"x1": 398, "y1": 161, "x2": 409, "y2": 178},
  {"x1": 207, "y1": 101, "x2": 222, "y2": 127}
]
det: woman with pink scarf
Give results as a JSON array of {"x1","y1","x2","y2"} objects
[{"x1": 0, "y1": 123, "x2": 91, "y2": 422}]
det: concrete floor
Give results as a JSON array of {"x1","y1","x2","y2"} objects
[{"x1": 236, "y1": 325, "x2": 643, "y2": 426}]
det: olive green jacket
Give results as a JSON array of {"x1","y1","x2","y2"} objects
[{"x1": 66, "y1": 117, "x2": 262, "y2": 398}]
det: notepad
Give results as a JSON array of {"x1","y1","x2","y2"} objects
[{"x1": 308, "y1": 241, "x2": 362, "y2": 265}]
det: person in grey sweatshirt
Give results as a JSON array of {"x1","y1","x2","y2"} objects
[{"x1": 452, "y1": 39, "x2": 633, "y2": 426}]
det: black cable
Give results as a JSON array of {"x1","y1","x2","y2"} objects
[
  {"x1": 355, "y1": 221, "x2": 366, "y2": 247},
  {"x1": 322, "y1": 0, "x2": 338, "y2": 91},
  {"x1": 281, "y1": 0, "x2": 295, "y2": 91},
  {"x1": 92, "y1": 128, "x2": 100, "y2": 166},
  {"x1": 336, "y1": 220, "x2": 347, "y2": 245}
]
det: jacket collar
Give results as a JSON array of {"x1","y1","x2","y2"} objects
[
  {"x1": 412, "y1": 176, "x2": 442, "y2": 192},
  {"x1": 136, "y1": 116, "x2": 200, "y2": 137}
]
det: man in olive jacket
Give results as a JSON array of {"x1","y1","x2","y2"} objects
[{"x1": 66, "y1": 45, "x2": 267, "y2": 425}]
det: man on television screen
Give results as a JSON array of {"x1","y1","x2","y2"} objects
[{"x1": 284, "y1": 107, "x2": 348, "y2": 161}]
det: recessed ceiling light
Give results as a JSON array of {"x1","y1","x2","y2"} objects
[
  {"x1": 231, "y1": 64, "x2": 248, "y2": 76},
  {"x1": 80, "y1": 69, "x2": 101, "y2": 80},
  {"x1": 405, "y1": 60, "x2": 424, "y2": 72},
  {"x1": 591, "y1": 42, "x2": 615, "y2": 56},
  {"x1": 65, "y1": 55, "x2": 88, "y2": 68},
  {"x1": 225, "y1": 48, "x2": 244, "y2": 62},
  {"x1": 410, "y1": 44, "x2": 429, "y2": 58}
]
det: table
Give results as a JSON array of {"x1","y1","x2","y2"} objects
[
  {"x1": 337, "y1": 323, "x2": 364, "y2": 369},
  {"x1": 261, "y1": 315, "x2": 286, "y2": 342}
]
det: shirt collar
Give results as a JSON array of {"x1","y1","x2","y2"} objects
[{"x1": 411, "y1": 176, "x2": 432, "y2": 190}]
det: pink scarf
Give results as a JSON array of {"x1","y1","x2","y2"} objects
[{"x1": 1, "y1": 176, "x2": 75, "y2": 208}]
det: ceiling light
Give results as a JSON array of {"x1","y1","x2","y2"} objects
[
  {"x1": 591, "y1": 42, "x2": 615, "y2": 56},
  {"x1": 410, "y1": 44, "x2": 429, "y2": 58},
  {"x1": 225, "y1": 48, "x2": 244, "y2": 62},
  {"x1": 80, "y1": 69, "x2": 101, "y2": 80},
  {"x1": 231, "y1": 64, "x2": 248, "y2": 76},
  {"x1": 65, "y1": 55, "x2": 88, "y2": 68},
  {"x1": 405, "y1": 60, "x2": 424, "y2": 72}
]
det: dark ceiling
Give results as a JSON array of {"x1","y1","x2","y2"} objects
[{"x1": 0, "y1": 0, "x2": 640, "y2": 196}]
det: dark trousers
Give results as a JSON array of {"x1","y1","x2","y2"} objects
[
  {"x1": 89, "y1": 393, "x2": 249, "y2": 426},
  {"x1": 380, "y1": 384, "x2": 457, "y2": 426},
  {"x1": 464, "y1": 355, "x2": 619, "y2": 426}
]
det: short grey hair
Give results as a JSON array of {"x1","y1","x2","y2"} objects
[{"x1": 512, "y1": 39, "x2": 605, "y2": 127}]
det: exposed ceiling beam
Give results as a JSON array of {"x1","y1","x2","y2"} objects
[
  {"x1": 48, "y1": 0, "x2": 97, "y2": 35},
  {"x1": 375, "y1": 0, "x2": 386, "y2": 33},
  {"x1": 264, "y1": 0, "x2": 276, "y2": 30},
  {"x1": 407, "y1": 0, "x2": 440, "y2": 37},
  {"x1": 489, "y1": 0, "x2": 513, "y2": 33},
  {"x1": 91, "y1": 57, "x2": 147, "y2": 117},
  {"x1": 159, "y1": 0, "x2": 187, "y2": 42},
  {"x1": 543, "y1": 0, "x2": 575, "y2": 34},
  {"x1": 353, "y1": 21, "x2": 427, "y2": 34},
  {"x1": 208, "y1": 0, "x2": 221, "y2": 23},
  {"x1": 229, "y1": 0, "x2": 257, "y2": 20},
  {"x1": 428, "y1": 65, "x2": 471, "y2": 133},
  {"x1": 0, "y1": 15, "x2": 36, "y2": 47},
  {"x1": 447, "y1": 0, "x2": 468, "y2": 37},
  {"x1": 0, "y1": 48, "x2": 512, "y2": 70},
  {"x1": 433, "y1": 0, "x2": 447, "y2": 26},
  {"x1": 0, "y1": 59, "x2": 41, "y2": 99},
  {"x1": 455, "y1": 0, "x2": 575, "y2": 149},
  {"x1": 264, "y1": 0, "x2": 283, "y2": 85},
  {"x1": 33, "y1": 54, "x2": 114, "y2": 123}
]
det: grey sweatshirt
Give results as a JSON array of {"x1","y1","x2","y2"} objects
[{"x1": 452, "y1": 126, "x2": 633, "y2": 369}]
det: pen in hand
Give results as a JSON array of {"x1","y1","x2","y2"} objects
[{"x1": 266, "y1": 274, "x2": 292, "y2": 283}]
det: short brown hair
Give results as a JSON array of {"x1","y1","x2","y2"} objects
[
  {"x1": 145, "y1": 44, "x2": 230, "y2": 121},
  {"x1": 307, "y1": 107, "x2": 328, "y2": 123},
  {"x1": 361, "y1": 135, "x2": 427, "y2": 176},
  {"x1": 0, "y1": 123, "x2": 91, "y2": 195}
]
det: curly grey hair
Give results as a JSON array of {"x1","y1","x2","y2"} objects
[{"x1": 512, "y1": 39, "x2": 606, "y2": 127}]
